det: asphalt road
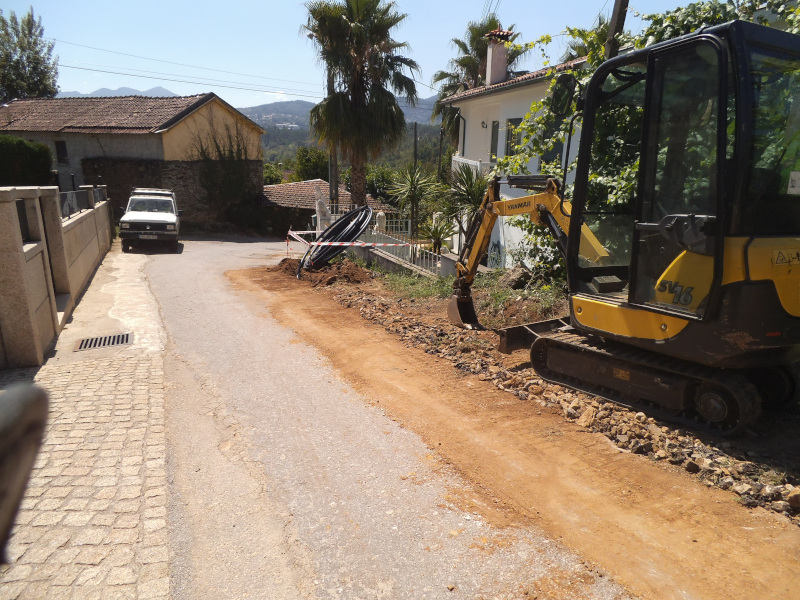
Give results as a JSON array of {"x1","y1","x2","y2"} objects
[{"x1": 144, "y1": 238, "x2": 631, "y2": 600}]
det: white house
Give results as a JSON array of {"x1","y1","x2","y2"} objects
[{"x1": 444, "y1": 30, "x2": 584, "y2": 267}]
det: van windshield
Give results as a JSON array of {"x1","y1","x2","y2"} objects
[{"x1": 128, "y1": 199, "x2": 175, "y2": 214}]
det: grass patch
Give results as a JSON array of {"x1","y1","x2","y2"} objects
[
  {"x1": 471, "y1": 270, "x2": 568, "y2": 329},
  {"x1": 383, "y1": 272, "x2": 455, "y2": 299}
]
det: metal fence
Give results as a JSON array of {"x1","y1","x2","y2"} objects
[
  {"x1": 60, "y1": 190, "x2": 91, "y2": 220},
  {"x1": 359, "y1": 226, "x2": 441, "y2": 275}
]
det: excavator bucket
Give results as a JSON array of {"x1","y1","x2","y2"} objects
[{"x1": 447, "y1": 294, "x2": 484, "y2": 330}]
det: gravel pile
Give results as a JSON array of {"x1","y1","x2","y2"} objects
[{"x1": 332, "y1": 286, "x2": 800, "y2": 527}]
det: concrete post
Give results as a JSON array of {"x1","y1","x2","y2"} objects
[
  {"x1": 19, "y1": 186, "x2": 60, "y2": 342},
  {"x1": 0, "y1": 189, "x2": 48, "y2": 366},
  {"x1": 80, "y1": 185, "x2": 96, "y2": 209},
  {"x1": 38, "y1": 187, "x2": 71, "y2": 296}
]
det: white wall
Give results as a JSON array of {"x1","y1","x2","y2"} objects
[{"x1": 450, "y1": 78, "x2": 579, "y2": 268}]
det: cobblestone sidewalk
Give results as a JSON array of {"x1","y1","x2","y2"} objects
[{"x1": 0, "y1": 249, "x2": 170, "y2": 599}]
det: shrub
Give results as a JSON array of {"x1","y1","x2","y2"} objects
[{"x1": 0, "y1": 134, "x2": 52, "y2": 185}]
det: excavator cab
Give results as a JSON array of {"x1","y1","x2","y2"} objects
[
  {"x1": 448, "y1": 20, "x2": 800, "y2": 433},
  {"x1": 569, "y1": 21, "x2": 800, "y2": 365}
]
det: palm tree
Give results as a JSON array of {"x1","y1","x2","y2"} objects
[
  {"x1": 386, "y1": 165, "x2": 441, "y2": 239},
  {"x1": 443, "y1": 162, "x2": 489, "y2": 238},
  {"x1": 305, "y1": 0, "x2": 419, "y2": 207},
  {"x1": 559, "y1": 14, "x2": 609, "y2": 63},
  {"x1": 431, "y1": 14, "x2": 528, "y2": 143}
]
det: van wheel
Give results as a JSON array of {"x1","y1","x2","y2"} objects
[
  {"x1": 122, "y1": 241, "x2": 130, "y2": 253},
  {"x1": 170, "y1": 241, "x2": 179, "y2": 253}
]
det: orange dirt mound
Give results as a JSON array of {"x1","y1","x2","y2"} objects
[{"x1": 272, "y1": 257, "x2": 373, "y2": 287}]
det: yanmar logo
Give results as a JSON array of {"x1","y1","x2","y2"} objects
[{"x1": 507, "y1": 200, "x2": 531, "y2": 211}]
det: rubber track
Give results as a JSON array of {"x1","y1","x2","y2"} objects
[{"x1": 533, "y1": 330, "x2": 761, "y2": 436}]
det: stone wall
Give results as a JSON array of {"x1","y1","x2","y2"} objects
[
  {"x1": 262, "y1": 207, "x2": 314, "y2": 238},
  {"x1": 82, "y1": 158, "x2": 262, "y2": 224}
]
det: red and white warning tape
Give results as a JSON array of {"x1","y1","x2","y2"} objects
[{"x1": 287, "y1": 229, "x2": 411, "y2": 248}]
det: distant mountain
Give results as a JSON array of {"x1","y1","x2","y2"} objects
[
  {"x1": 238, "y1": 100, "x2": 316, "y2": 129},
  {"x1": 57, "y1": 86, "x2": 178, "y2": 98},
  {"x1": 238, "y1": 94, "x2": 438, "y2": 130},
  {"x1": 401, "y1": 95, "x2": 438, "y2": 125}
]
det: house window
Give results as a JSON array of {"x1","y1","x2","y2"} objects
[
  {"x1": 539, "y1": 121, "x2": 564, "y2": 172},
  {"x1": 489, "y1": 121, "x2": 499, "y2": 163},
  {"x1": 55, "y1": 141, "x2": 69, "y2": 165},
  {"x1": 504, "y1": 118, "x2": 523, "y2": 157}
]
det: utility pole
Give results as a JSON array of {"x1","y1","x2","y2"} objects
[
  {"x1": 437, "y1": 126, "x2": 444, "y2": 182},
  {"x1": 326, "y1": 68, "x2": 339, "y2": 212},
  {"x1": 604, "y1": 0, "x2": 629, "y2": 60},
  {"x1": 413, "y1": 121, "x2": 418, "y2": 171}
]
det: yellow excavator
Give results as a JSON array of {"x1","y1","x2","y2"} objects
[{"x1": 449, "y1": 20, "x2": 800, "y2": 435}]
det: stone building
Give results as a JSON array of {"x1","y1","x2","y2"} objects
[{"x1": 0, "y1": 93, "x2": 264, "y2": 222}]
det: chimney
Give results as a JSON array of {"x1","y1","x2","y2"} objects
[
  {"x1": 484, "y1": 29, "x2": 513, "y2": 86},
  {"x1": 0, "y1": 104, "x2": 10, "y2": 126}
]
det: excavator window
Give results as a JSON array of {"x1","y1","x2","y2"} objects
[
  {"x1": 739, "y1": 46, "x2": 800, "y2": 235},
  {"x1": 632, "y1": 40, "x2": 725, "y2": 318},
  {"x1": 579, "y1": 62, "x2": 647, "y2": 275}
]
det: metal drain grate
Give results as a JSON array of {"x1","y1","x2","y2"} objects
[{"x1": 74, "y1": 333, "x2": 133, "y2": 352}]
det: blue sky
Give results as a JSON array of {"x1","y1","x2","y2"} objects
[{"x1": 4, "y1": 1, "x2": 687, "y2": 108}]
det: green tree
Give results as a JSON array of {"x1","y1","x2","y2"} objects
[
  {"x1": 559, "y1": 14, "x2": 610, "y2": 62},
  {"x1": 386, "y1": 165, "x2": 442, "y2": 237},
  {"x1": 0, "y1": 8, "x2": 58, "y2": 102},
  {"x1": 292, "y1": 146, "x2": 329, "y2": 181},
  {"x1": 263, "y1": 162, "x2": 283, "y2": 185},
  {"x1": 305, "y1": 0, "x2": 419, "y2": 206},
  {"x1": 432, "y1": 14, "x2": 527, "y2": 143},
  {"x1": 443, "y1": 162, "x2": 489, "y2": 238},
  {"x1": 419, "y1": 219, "x2": 456, "y2": 254},
  {"x1": 340, "y1": 163, "x2": 399, "y2": 202}
]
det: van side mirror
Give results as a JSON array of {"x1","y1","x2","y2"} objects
[{"x1": 551, "y1": 73, "x2": 577, "y2": 118}]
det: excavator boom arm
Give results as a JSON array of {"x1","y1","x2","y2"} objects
[{"x1": 449, "y1": 176, "x2": 609, "y2": 329}]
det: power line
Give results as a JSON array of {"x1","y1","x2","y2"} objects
[
  {"x1": 59, "y1": 64, "x2": 324, "y2": 100},
  {"x1": 50, "y1": 37, "x2": 322, "y2": 88},
  {"x1": 66, "y1": 60, "x2": 322, "y2": 96}
]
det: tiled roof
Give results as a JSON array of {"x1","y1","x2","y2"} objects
[
  {"x1": 443, "y1": 57, "x2": 586, "y2": 104},
  {"x1": 0, "y1": 94, "x2": 218, "y2": 134},
  {"x1": 262, "y1": 179, "x2": 395, "y2": 213},
  {"x1": 484, "y1": 28, "x2": 513, "y2": 41}
]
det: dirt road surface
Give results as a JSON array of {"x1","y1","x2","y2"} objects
[
  {"x1": 146, "y1": 239, "x2": 631, "y2": 600},
  {"x1": 226, "y1": 254, "x2": 800, "y2": 600}
]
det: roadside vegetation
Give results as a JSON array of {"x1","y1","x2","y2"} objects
[{"x1": 378, "y1": 266, "x2": 567, "y2": 330}]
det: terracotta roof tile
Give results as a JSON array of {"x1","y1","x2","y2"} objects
[
  {"x1": 0, "y1": 94, "x2": 214, "y2": 134},
  {"x1": 484, "y1": 28, "x2": 513, "y2": 41},
  {"x1": 262, "y1": 179, "x2": 396, "y2": 213},
  {"x1": 444, "y1": 57, "x2": 586, "y2": 104}
]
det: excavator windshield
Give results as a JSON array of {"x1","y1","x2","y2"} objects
[{"x1": 739, "y1": 46, "x2": 800, "y2": 235}]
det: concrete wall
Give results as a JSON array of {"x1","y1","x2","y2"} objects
[
  {"x1": 161, "y1": 98, "x2": 263, "y2": 161},
  {"x1": 5, "y1": 131, "x2": 164, "y2": 191},
  {"x1": 0, "y1": 186, "x2": 112, "y2": 368},
  {"x1": 0, "y1": 188, "x2": 59, "y2": 368}
]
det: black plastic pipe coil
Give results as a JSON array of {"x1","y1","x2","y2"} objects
[{"x1": 296, "y1": 204, "x2": 373, "y2": 278}]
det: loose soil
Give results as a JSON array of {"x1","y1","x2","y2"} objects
[{"x1": 229, "y1": 258, "x2": 800, "y2": 600}]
